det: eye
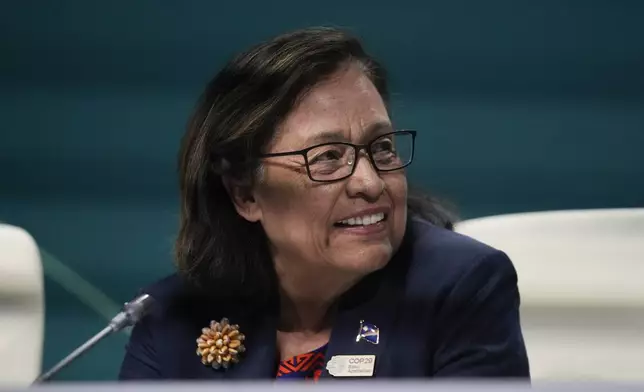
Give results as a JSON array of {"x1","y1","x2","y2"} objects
[
  {"x1": 308, "y1": 145, "x2": 346, "y2": 164},
  {"x1": 372, "y1": 138, "x2": 394, "y2": 153}
]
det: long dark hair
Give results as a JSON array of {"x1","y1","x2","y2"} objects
[{"x1": 175, "y1": 27, "x2": 455, "y2": 306}]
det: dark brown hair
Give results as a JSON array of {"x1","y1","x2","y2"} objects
[{"x1": 175, "y1": 27, "x2": 454, "y2": 305}]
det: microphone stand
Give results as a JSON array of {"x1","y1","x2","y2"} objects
[
  {"x1": 34, "y1": 326, "x2": 114, "y2": 383},
  {"x1": 33, "y1": 293, "x2": 155, "y2": 383}
]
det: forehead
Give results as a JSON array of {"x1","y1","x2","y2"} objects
[{"x1": 271, "y1": 65, "x2": 391, "y2": 151}]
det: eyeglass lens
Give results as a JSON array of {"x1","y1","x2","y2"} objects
[{"x1": 306, "y1": 132, "x2": 414, "y2": 181}]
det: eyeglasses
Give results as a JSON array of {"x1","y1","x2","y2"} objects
[{"x1": 258, "y1": 130, "x2": 417, "y2": 182}]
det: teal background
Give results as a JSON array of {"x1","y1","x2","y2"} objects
[{"x1": 1, "y1": 0, "x2": 643, "y2": 381}]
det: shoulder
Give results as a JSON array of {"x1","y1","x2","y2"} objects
[
  {"x1": 119, "y1": 274, "x2": 185, "y2": 379},
  {"x1": 134, "y1": 274, "x2": 222, "y2": 327},
  {"x1": 401, "y1": 219, "x2": 529, "y2": 377},
  {"x1": 142, "y1": 273, "x2": 185, "y2": 301},
  {"x1": 137, "y1": 274, "x2": 189, "y2": 319},
  {"x1": 125, "y1": 274, "x2": 193, "y2": 345},
  {"x1": 120, "y1": 274, "x2": 221, "y2": 378},
  {"x1": 401, "y1": 217, "x2": 517, "y2": 296},
  {"x1": 132, "y1": 273, "x2": 250, "y2": 337},
  {"x1": 408, "y1": 217, "x2": 500, "y2": 257}
]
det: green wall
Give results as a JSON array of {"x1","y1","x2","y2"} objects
[{"x1": 1, "y1": 0, "x2": 643, "y2": 381}]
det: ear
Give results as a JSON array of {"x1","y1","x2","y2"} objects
[{"x1": 222, "y1": 176, "x2": 263, "y2": 223}]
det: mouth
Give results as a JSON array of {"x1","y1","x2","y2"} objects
[{"x1": 333, "y1": 212, "x2": 388, "y2": 228}]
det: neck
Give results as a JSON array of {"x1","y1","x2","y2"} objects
[
  {"x1": 275, "y1": 259, "x2": 360, "y2": 332},
  {"x1": 278, "y1": 292, "x2": 335, "y2": 332}
]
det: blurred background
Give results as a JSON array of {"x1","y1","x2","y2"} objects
[{"x1": 1, "y1": 0, "x2": 643, "y2": 382}]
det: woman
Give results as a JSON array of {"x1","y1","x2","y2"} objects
[{"x1": 119, "y1": 27, "x2": 529, "y2": 381}]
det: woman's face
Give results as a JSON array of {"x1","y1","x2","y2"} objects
[{"x1": 235, "y1": 64, "x2": 408, "y2": 278}]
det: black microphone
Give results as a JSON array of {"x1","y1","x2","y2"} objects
[{"x1": 34, "y1": 293, "x2": 155, "y2": 383}]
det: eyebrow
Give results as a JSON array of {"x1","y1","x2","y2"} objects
[{"x1": 307, "y1": 121, "x2": 394, "y2": 145}]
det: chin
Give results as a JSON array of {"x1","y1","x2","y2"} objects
[{"x1": 338, "y1": 244, "x2": 393, "y2": 274}]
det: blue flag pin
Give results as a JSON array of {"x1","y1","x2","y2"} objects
[{"x1": 356, "y1": 320, "x2": 379, "y2": 345}]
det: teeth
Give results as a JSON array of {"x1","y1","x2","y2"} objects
[{"x1": 339, "y1": 212, "x2": 385, "y2": 226}]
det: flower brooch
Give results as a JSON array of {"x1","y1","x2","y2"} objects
[{"x1": 196, "y1": 318, "x2": 246, "y2": 369}]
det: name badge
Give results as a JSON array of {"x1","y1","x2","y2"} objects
[{"x1": 326, "y1": 355, "x2": 376, "y2": 377}]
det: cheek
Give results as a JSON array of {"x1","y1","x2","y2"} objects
[
  {"x1": 256, "y1": 180, "x2": 344, "y2": 261},
  {"x1": 386, "y1": 174, "x2": 408, "y2": 241},
  {"x1": 385, "y1": 174, "x2": 408, "y2": 208},
  {"x1": 255, "y1": 174, "x2": 339, "y2": 234}
]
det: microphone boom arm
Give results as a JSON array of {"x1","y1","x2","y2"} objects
[
  {"x1": 33, "y1": 293, "x2": 155, "y2": 383},
  {"x1": 34, "y1": 325, "x2": 113, "y2": 383}
]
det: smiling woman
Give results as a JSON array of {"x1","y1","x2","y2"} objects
[{"x1": 119, "y1": 27, "x2": 529, "y2": 381}]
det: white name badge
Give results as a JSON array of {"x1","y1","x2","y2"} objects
[{"x1": 325, "y1": 355, "x2": 376, "y2": 377}]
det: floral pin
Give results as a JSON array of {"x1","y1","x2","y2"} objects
[{"x1": 196, "y1": 318, "x2": 246, "y2": 369}]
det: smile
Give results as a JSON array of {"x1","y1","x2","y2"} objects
[{"x1": 335, "y1": 212, "x2": 387, "y2": 227}]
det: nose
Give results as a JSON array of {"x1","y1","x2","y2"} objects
[{"x1": 345, "y1": 150, "x2": 385, "y2": 202}]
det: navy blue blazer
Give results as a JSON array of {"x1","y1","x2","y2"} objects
[{"x1": 119, "y1": 218, "x2": 530, "y2": 380}]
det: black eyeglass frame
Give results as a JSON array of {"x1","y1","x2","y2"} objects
[{"x1": 258, "y1": 130, "x2": 417, "y2": 183}]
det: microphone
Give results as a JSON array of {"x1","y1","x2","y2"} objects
[{"x1": 34, "y1": 293, "x2": 155, "y2": 383}]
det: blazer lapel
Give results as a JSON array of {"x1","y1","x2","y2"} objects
[
  {"x1": 184, "y1": 297, "x2": 278, "y2": 380},
  {"x1": 319, "y1": 243, "x2": 410, "y2": 379},
  {"x1": 225, "y1": 313, "x2": 278, "y2": 380}
]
